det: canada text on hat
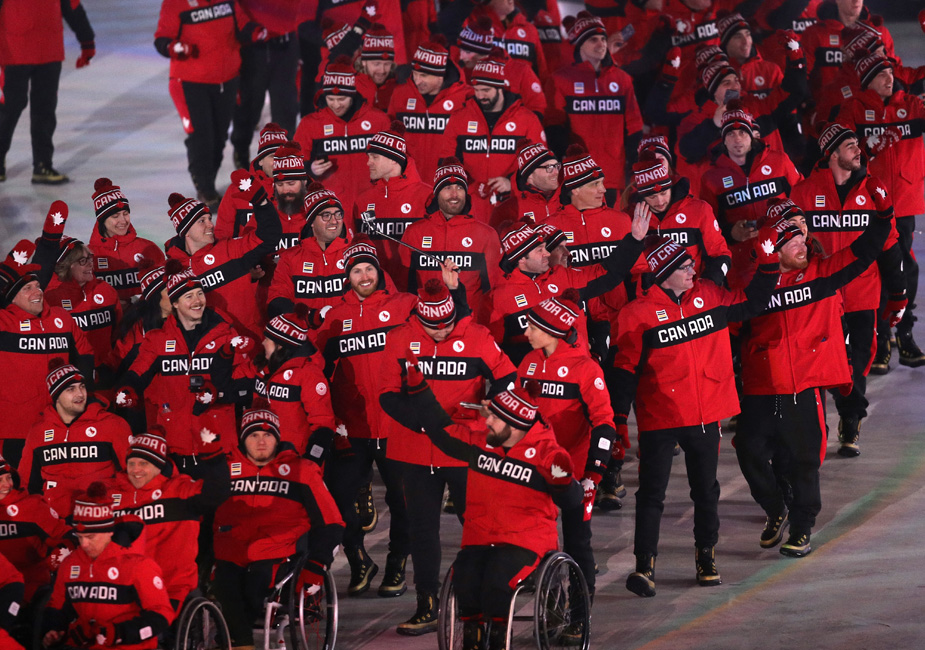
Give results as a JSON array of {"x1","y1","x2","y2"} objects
[
  {"x1": 273, "y1": 143, "x2": 306, "y2": 181},
  {"x1": 412, "y1": 41, "x2": 449, "y2": 75},
  {"x1": 458, "y1": 16, "x2": 495, "y2": 54},
  {"x1": 471, "y1": 56, "x2": 507, "y2": 88},
  {"x1": 46, "y1": 358, "x2": 84, "y2": 402},
  {"x1": 344, "y1": 239, "x2": 379, "y2": 274},
  {"x1": 416, "y1": 279, "x2": 456, "y2": 329},
  {"x1": 140, "y1": 264, "x2": 166, "y2": 302},
  {"x1": 767, "y1": 215, "x2": 802, "y2": 250},
  {"x1": 633, "y1": 152, "x2": 672, "y2": 197},
  {"x1": 322, "y1": 67, "x2": 356, "y2": 95},
  {"x1": 433, "y1": 158, "x2": 468, "y2": 194},
  {"x1": 717, "y1": 12, "x2": 749, "y2": 49},
  {"x1": 695, "y1": 44, "x2": 727, "y2": 71},
  {"x1": 241, "y1": 407, "x2": 281, "y2": 441},
  {"x1": 362, "y1": 24, "x2": 395, "y2": 60},
  {"x1": 562, "y1": 145, "x2": 603, "y2": 191},
  {"x1": 534, "y1": 222, "x2": 567, "y2": 251},
  {"x1": 817, "y1": 122, "x2": 857, "y2": 157},
  {"x1": 842, "y1": 23, "x2": 882, "y2": 62},
  {"x1": 488, "y1": 381, "x2": 541, "y2": 430},
  {"x1": 766, "y1": 197, "x2": 804, "y2": 222},
  {"x1": 127, "y1": 430, "x2": 169, "y2": 469},
  {"x1": 323, "y1": 20, "x2": 349, "y2": 49},
  {"x1": 168, "y1": 193, "x2": 209, "y2": 238},
  {"x1": 701, "y1": 60, "x2": 736, "y2": 96},
  {"x1": 367, "y1": 121, "x2": 408, "y2": 170},
  {"x1": 165, "y1": 260, "x2": 203, "y2": 302},
  {"x1": 501, "y1": 223, "x2": 543, "y2": 272},
  {"x1": 304, "y1": 183, "x2": 343, "y2": 225},
  {"x1": 566, "y1": 11, "x2": 606, "y2": 47},
  {"x1": 266, "y1": 311, "x2": 309, "y2": 347},
  {"x1": 92, "y1": 178, "x2": 130, "y2": 222},
  {"x1": 72, "y1": 482, "x2": 115, "y2": 532},
  {"x1": 721, "y1": 101, "x2": 755, "y2": 137},
  {"x1": 637, "y1": 135, "x2": 673, "y2": 165},
  {"x1": 526, "y1": 292, "x2": 580, "y2": 340},
  {"x1": 257, "y1": 123, "x2": 289, "y2": 160},
  {"x1": 645, "y1": 235, "x2": 692, "y2": 282},
  {"x1": 855, "y1": 52, "x2": 892, "y2": 89}
]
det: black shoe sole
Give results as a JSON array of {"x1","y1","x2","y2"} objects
[
  {"x1": 377, "y1": 582, "x2": 407, "y2": 598},
  {"x1": 597, "y1": 496, "x2": 623, "y2": 511},
  {"x1": 32, "y1": 177, "x2": 69, "y2": 185},
  {"x1": 898, "y1": 358, "x2": 925, "y2": 368},
  {"x1": 869, "y1": 364, "x2": 890, "y2": 375},
  {"x1": 780, "y1": 545, "x2": 813, "y2": 558},
  {"x1": 697, "y1": 575, "x2": 722, "y2": 586},
  {"x1": 395, "y1": 622, "x2": 438, "y2": 636},
  {"x1": 837, "y1": 445, "x2": 860, "y2": 458}
]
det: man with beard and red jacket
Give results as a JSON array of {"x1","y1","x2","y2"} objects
[
  {"x1": 294, "y1": 56, "x2": 391, "y2": 214},
  {"x1": 269, "y1": 183, "x2": 355, "y2": 320},
  {"x1": 547, "y1": 13, "x2": 644, "y2": 204},
  {"x1": 388, "y1": 37, "x2": 474, "y2": 183},
  {"x1": 117, "y1": 264, "x2": 256, "y2": 475},
  {"x1": 718, "y1": 12, "x2": 783, "y2": 100},
  {"x1": 155, "y1": 0, "x2": 244, "y2": 206},
  {"x1": 380, "y1": 371, "x2": 581, "y2": 650},
  {"x1": 20, "y1": 361, "x2": 130, "y2": 517},
  {"x1": 164, "y1": 172, "x2": 281, "y2": 341},
  {"x1": 379, "y1": 280, "x2": 517, "y2": 636},
  {"x1": 489, "y1": 140, "x2": 561, "y2": 230},
  {"x1": 613, "y1": 231, "x2": 780, "y2": 598},
  {"x1": 0, "y1": 237, "x2": 93, "y2": 467},
  {"x1": 42, "y1": 483, "x2": 174, "y2": 650},
  {"x1": 435, "y1": 51, "x2": 546, "y2": 221},
  {"x1": 791, "y1": 123, "x2": 904, "y2": 456},
  {"x1": 466, "y1": 0, "x2": 548, "y2": 79},
  {"x1": 88, "y1": 179, "x2": 165, "y2": 304},
  {"x1": 355, "y1": 24, "x2": 399, "y2": 112},
  {"x1": 401, "y1": 159, "x2": 503, "y2": 322},
  {"x1": 0, "y1": 0, "x2": 94, "y2": 184},
  {"x1": 735, "y1": 179, "x2": 894, "y2": 558},
  {"x1": 835, "y1": 53, "x2": 925, "y2": 370},
  {"x1": 212, "y1": 407, "x2": 344, "y2": 649},
  {"x1": 105, "y1": 430, "x2": 229, "y2": 609},
  {"x1": 351, "y1": 122, "x2": 432, "y2": 290},
  {"x1": 0, "y1": 458, "x2": 72, "y2": 604}
]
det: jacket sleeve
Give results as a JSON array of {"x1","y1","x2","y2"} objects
[
  {"x1": 815, "y1": 213, "x2": 893, "y2": 291},
  {"x1": 725, "y1": 261, "x2": 780, "y2": 322},
  {"x1": 123, "y1": 334, "x2": 161, "y2": 390},
  {"x1": 579, "y1": 361, "x2": 616, "y2": 479},
  {"x1": 642, "y1": 76, "x2": 691, "y2": 128},
  {"x1": 61, "y1": 0, "x2": 94, "y2": 44},
  {"x1": 478, "y1": 331, "x2": 517, "y2": 398},
  {"x1": 18, "y1": 436, "x2": 39, "y2": 494},
  {"x1": 267, "y1": 249, "x2": 297, "y2": 317},
  {"x1": 578, "y1": 233, "x2": 645, "y2": 302},
  {"x1": 42, "y1": 564, "x2": 75, "y2": 636},
  {"x1": 112, "y1": 558, "x2": 175, "y2": 644},
  {"x1": 300, "y1": 464, "x2": 345, "y2": 567},
  {"x1": 236, "y1": 200, "x2": 283, "y2": 270},
  {"x1": 379, "y1": 384, "x2": 476, "y2": 461},
  {"x1": 154, "y1": 0, "x2": 181, "y2": 47},
  {"x1": 611, "y1": 307, "x2": 645, "y2": 418},
  {"x1": 679, "y1": 111, "x2": 721, "y2": 163}
]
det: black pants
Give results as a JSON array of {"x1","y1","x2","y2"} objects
[
  {"x1": 297, "y1": 21, "x2": 323, "y2": 116},
  {"x1": 170, "y1": 77, "x2": 239, "y2": 194},
  {"x1": 212, "y1": 559, "x2": 277, "y2": 646},
  {"x1": 896, "y1": 215, "x2": 918, "y2": 335},
  {"x1": 634, "y1": 422, "x2": 721, "y2": 556},
  {"x1": 0, "y1": 61, "x2": 61, "y2": 167},
  {"x1": 453, "y1": 545, "x2": 538, "y2": 620},
  {"x1": 735, "y1": 389, "x2": 826, "y2": 533},
  {"x1": 560, "y1": 502, "x2": 595, "y2": 593},
  {"x1": 832, "y1": 309, "x2": 874, "y2": 420},
  {"x1": 401, "y1": 463, "x2": 467, "y2": 594},
  {"x1": 231, "y1": 34, "x2": 299, "y2": 157},
  {"x1": 327, "y1": 438, "x2": 409, "y2": 555}
]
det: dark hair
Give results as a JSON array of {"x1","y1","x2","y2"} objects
[{"x1": 118, "y1": 291, "x2": 167, "y2": 340}]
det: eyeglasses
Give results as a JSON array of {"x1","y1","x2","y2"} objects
[
  {"x1": 319, "y1": 210, "x2": 345, "y2": 222},
  {"x1": 677, "y1": 262, "x2": 696, "y2": 274},
  {"x1": 74, "y1": 256, "x2": 94, "y2": 267},
  {"x1": 539, "y1": 163, "x2": 562, "y2": 173}
]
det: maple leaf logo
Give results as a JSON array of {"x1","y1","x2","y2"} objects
[
  {"x1": 238, "y1": 177, "x2": 253, "y2": 192},
  {"x1": 761, "y1": 239, "x2": 775, "y2": 255},
  {"x1": 364, "y1": 2, "x2": 376, "y2": 16},
  {"x1": 336, "y1": 424, "x2": 348, "y2": 437},
  {"x1": 12, "y1": 250, "x2": 28, "y2": 266},
  {"x1": 875, "y1": 186, "x2": 887, "y2": 199},
  {"x1": 231, "y1": 336, "x2": 245, "y2": 347},
  {"x1": 676, "y1": 20, "x2": 688, "y2": 34},
  {"x1": 115, "y1": 391, "x2": 129, "y2": 406},
  {"x1": 550, "y1": 464, "x2": 568, "y2": 479},
  {"x1": 670, "y1": 55, "x2": 680, "y2": 68},
  {"x1": 787, "y1": 39, "x2": 800, "y2": 51},
  {"x1": 866, "y1": 133, "x2": 880, "y2": 149},
  {"x1": 51, "y1": 212, "x2": 64, "y2": 226},
  {"x1": 198, "y1": 391, "x2": 214, "y2": 405},
  {"x1": 200, "y1": 428, "x2": 218, "y2": 443}
]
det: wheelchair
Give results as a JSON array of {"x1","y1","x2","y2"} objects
[
  {"x1": 438, "y1": 550, "x2": 591, "y2": 650},
  {"x1": 261, "y1": 554, "x2": 338, "y2": 650},
  {"x1": 173, "y1": 594, "x2": 232, "y2": 650}
]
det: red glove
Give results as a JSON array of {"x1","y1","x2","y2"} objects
[
  {"x1": 76, "y1": 42, "x2": 95, "y2": 68},
  {"x1": 333, "y1": 425, "x2": 355, "y2": 459},
  {"x1": 778, "y1": 30, "x2": 803, "y2": 61},
  {"x1": 755, "y1": 225, "x2": 782, "y2": 266},
  {"x1": 538, "y1": 449, "x2": 573, "y2": 487},
  {"x1": 230, "y1": 169, "x2": 267, "y2": 205},
  {"x1": 115, "y1": 387, "x2": 140, "y2": 410},
  {"x1": 866, "y1": 127, "x2": 902, "y2": 158},
  {"x1": 404, "y1": 349, "x2": 427, "y2": 394},
  {"x1": 865, "y1": 176, "x2": 893, "y2": 218},
  {"x1": 245, "y1": 22, "x2": 269, "y2": 43},
  {"x1": 199, "y1": 426, "x2": 221, "y2": 446},
  {"x1": 662, "y1": 46, "x2": 682, "y2": 82},
  {"x1": 838, "y1": 382, "x2": 853, "y2": 397},
  {"x1": 919, "y1": 9, "x2": 925, "y2": 34},
  {"x1": 614, "y1": 415, "x2": 631, "y2": 450},
  {"x1": 42, "y1": 200, "x2": 69, "y2": 240},
  {"x1": 881, "y1": 293, "x2": 908, "y2": 328},
  {"x1": 47, "y1": 544, "x2": 74, "y2": 570},
  {"x1": 168, "y1": 40, "x2": 198, "y2": 60},
  {"x1": 298, "y1": 559, "x2": 326, "y2": 593},
  {"x1": 229, "y1": 334, "x2": 256, "y2": 357},
  {"x1": 192, "y1": 379, "x2": 217, "y2": 415}
]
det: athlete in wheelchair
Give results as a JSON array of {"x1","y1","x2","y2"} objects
[{"x1": 381, "y1": 353, "x2": 587, "y2": 650}]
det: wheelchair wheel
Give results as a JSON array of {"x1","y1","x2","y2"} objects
[
  {"x1": 287, "y1": 558, "x2": 337, "y2": 650},
  {"x1": 437, "y1": 566, "x2": 463, "y2": 650},
  {"x1": 175, "y1": 597, "x2": 232, "y2": 650},
  {"x1": 533, "y1": 553, "x2": 591, "y2": 650}
]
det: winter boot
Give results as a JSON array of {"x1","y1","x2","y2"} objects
[
  {"x1": 396, "y1": 591, "x2": 439, "y2": 636},
  {"x1": 462, "y1": 618, "x2": 485, "y2": 650},
  {"x1": 346, "y1": 546, "x2": 378, "y2": 596},
  {"x1": 870, "y1": 336, "x2": 892, "y2": 375},
  {"x1": 780, "y1": 530, "x2": 813, "y2": 557},
  {"x1": 377, "y1": 553, "x2": 407, "y2": 597},
  {"x1": 32, "y1": 163, "x2": 69, "y2": 185},
  {"x1": 626, "y1": 554, "x2": 656, "y2": 597},
  {"x1": 896, "y1": 330, "x2": 925, "y2": 367},
  {"x1": 695, "y1": 546, "x2": 721, "y2": 586},
  {"x1": 837, "y1": 416, "x2": 861, "y2": 458},
  {"x1": 487, "y1": 618, "x2": 509, "y2": 650},
  {"x1": 760, "y1": 508, "x2": 789, "y2": 548},
  {"x1": 356, "y1": 480, "x2": 378, "y2": 533}
]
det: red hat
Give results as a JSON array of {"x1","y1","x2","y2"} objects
[
  {"x1": 303, "y1": 182, "x2": 344, "y2": 226},
  {"x1": 72, "y1": 482, "x2": 115, "y2": 532},
  {"x1": 701, "y1": 60, "x2": 737, "y2": 96},
  {"x1": 273, "y1": 142, "x2": 307, "y2": 181},
  {"x1": 644, "y1": 234, "x2": 693, "y2": 283},
  {"x1": 0, "y1": 455, "x2": 16, "y2": 485},
  {"x1": 46, "y1": 358, "x2": 84, "y2": 402},
  {"x1": 842, "y1": 23, "x2": 883, "y2": 62},
  {"x1": 416, "y1": 279, "x2": 456, "y2": 329},
  {"x1": 344, "y1": 236, "x2": 380, "y2": 275},
  {"x1": 855, "y1": 52, "x2": 892, "y2": 89},
  {"x1": 366, "y1": 120, "x2": 408, "y2": 171},
  {"x1": 565, "y1": 11, "x2": 606, "y2": 48},
  {"x1": 139, "y1": 263, "x2": 166, "y2": 302},
  {"x1": 516, "y1": 139, "x2": 557, "y2": 190},
  {"x1": 721, "y1": 99, "x2": 755, "y2": 138},
  {"x1": 765, "y1": 197, "x2": 805, "y2": 223},
  {"x1": 412, "y1": 36, "x2": 449, "y2": 76},
  {"x1": 488, "y1": 380, "x2": 542, "y2": 430},
  {"x1": 695, "y1": 44, "x2": 727, "y2": 71},
  {"x1": 322, "y1": 19, "x2": 349, "y2": 50},
  {"x1": 127, "y1": 427, "x2": 169, "y2": 470},
  {"x1": 765, "y1": 214, "x2": 803, "y2": 250},
  {"x1": 717, "y1": 12, "x2": 750, "y2": 49},
  {"x1": 321, "y1": 56, "x2": 356, "y2": 95},
  {"x1": 240, "y1": 405, "x2": 281, "y2": 442},
  {"x1": 361, "y1": 23, "x2": 395, "y2": 61},
  {"x1": 534, "y1": 222, "x2": 568, "y2": 252},
  {"x1": 458, "y1": 16, "x2": 495, "y2": 54},
  {"x1": 92, "y1": 177, "x2": 130, "y2": 223},
  {"x1": 433, "y1": 157, "x2": 469, "y2": 195},
  {"x1": 535, "y1": 10, "x2": 563, "y2": 43},
  {"x1": 637, "y1": 134, "x2": 673, "y2": 167},
  {"x1": 501, "y1": 223, "x2": 544, "y2": 273},
  {"x1": 0, "y1": 239, "x2": 39, "y2": 305},
  {"x1": 256, "y1": 122, "x2": 289, "y2": 161},
  {"x1": 561, "y1": 144, "x2": 603, "y2": 191},
  {"x1": 265, "y1": 304, "x2": 311, "y2": 348},
  {"x1": 817, "y1": 122, "x2": 857, "y2": 158},
  {"x1": 168, "y1": 192, "x2": 209, "y2": 238},
  {"x1": 55, "y1": 236, "x2": 85, "y2": 265},
  {"x1": 526, "y1": 288, "x2": 581, "y2": 341},
  {"x1": 632, "y1": 150, "x2": 673, "y2": 197},
  {"x1": 471, "y1": 48, "x2": 508, "y2": 89},
  {"x1": 165, "y1": 258, "x2": 203, "y2": 302}
]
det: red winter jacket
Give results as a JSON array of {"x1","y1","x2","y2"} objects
[
  {"x1": 254, "y1": 355, "x2": 336, "y2": 454},
  {"x1": 89, "y1": 226, "x2": 165, "y2": 303},
  {"x1": 518, "y1": 343, "x2": 613, "y2": 479},
  {"x1": 356, "y1": 74, "x2": 398, "y2": 113},
  {"x1": 548, "y1": 60, "x2": 644, "y2": 191},
  {"x1": 350, "y1": 165, "x2": 432, "y2": 291},
  {"x1": 44, "y1": 277, "x2": 122, "y2": 370},
  {"x1": 0, "y1": 303, "x2": 92, "y2": 442},
  {"x1": 46, "y1": 519, "x2": 175, "y2": 650},
  {"x1": 791, "y1": 165, "x2": 900, "y2": 312},
  {"x1": 0, "y1": 0, "x2": 93, "y2": 66},
  {"x1": 0, "y1": 486, "x2": 71, "y2": 601},
  {"x1": 318, "y1": 0, "x2": 408, "y2": 63},
  {"x1": 467, "y1": 5, "x2": 548, "y2": 79},
  {"x1": 20, "y1": 402, "x2": 131, "y2": 516},
  {"x1": 489, "y1": 186, "x2": 560, "y2": 231},
  {"x1": 387, "y1": 71, "x2": 473, "y2": 182},
  {"x1": 294, "y1": 99, "x2": 391, "y2": 213},
  {"x1": 269, "y1": 234, "x2": 352, "y2": 315},
  {"x1": 214, "y1": 447, "x2": 344, "y2": 566},
  {"x1": 733, "y1": 52, "x2": 784, "y2": 100},
  {"x1": 123, "y1": 309, "x2": 254, "y2": 457},
  {"x1": 154, "y1": 0, "x2": 242, "y2": 84},
  {"x1": 543, "y1": 204, "x2": 631, "y2": 268},
  {"x1": 380, "y1": 316, "x2": 516, "y2": 467},
  {"x1": 836, "y1": 89, "x2": 925, "y2": 218},
  {"x1": 613, "y1": 270, "x2": 778, "y2": 432},
  {"x1": 314, "y1": 288, "x2": 417, "y2": 440},
  {"x1": 400, "y1": 212, "x2": 503, "y2": 321},
  {"x1": 236, "y1": 0, "x2": 302, "y2": 36},
  {"x1": 456, "y1": 52, "x2": 547, "y2": 116}
]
